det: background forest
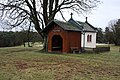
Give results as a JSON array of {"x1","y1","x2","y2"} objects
[{"x1": 0, "y1": 31, "x2": 42, "y2": 47}]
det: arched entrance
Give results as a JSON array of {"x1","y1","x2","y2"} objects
[{"x1": 52, "y1": 35, "x2": 63, "y2": 52}]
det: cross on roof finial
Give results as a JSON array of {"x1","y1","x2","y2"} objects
[{"x1": 70, "y1": 13, "x2": 73, "y2": 19}]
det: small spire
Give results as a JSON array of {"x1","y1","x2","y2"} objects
[
  {"x1": 85, "y1": 17, "x2": 88, "y2": 22},
  {"x1": 70, "y1": 13, "x2": 73, "y2": 19}
]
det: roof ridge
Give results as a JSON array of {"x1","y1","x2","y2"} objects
[
  {"x1": 68, "y1": 19, "x2": 83, "y2": 30},
  {"x1": 43, "y1": 19, "x2": 96, "y2": 33}
]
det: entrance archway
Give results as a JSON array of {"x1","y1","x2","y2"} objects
[{"x1": 52, "y1": 35, "x2": 63, "y2": 52}]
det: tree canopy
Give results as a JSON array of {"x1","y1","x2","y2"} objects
[
  {"x1": 105, "y1": 19, "x2": 120, "y2": 46},
  {"x1": 0, "y1": 31, "x2": 42, "y2": 47},
  {"x1": 0, "y1": 0, "x2": 100, "y2": 38}
]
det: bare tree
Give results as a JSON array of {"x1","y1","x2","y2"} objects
[
  {"x1": 0, "y1": 0, "x2": 100, "y2": 49},
  {"x1": 105, "y1": 19, "x2": 120, "y2": 45}
]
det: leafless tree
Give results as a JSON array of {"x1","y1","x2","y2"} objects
[
  {"x1": 0, "y1": 0, "x2": 100, "y2": 49},
  {"x1": 105, "y1": 19, "x2": 120, "y2": 45}
]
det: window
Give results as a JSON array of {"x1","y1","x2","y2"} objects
[
  {"x1": 90, "y1": 35, "x2": 92, "y2": 42},
  {"x1": 87, "y1": 35, "x2": 90, "y2": 42},
  {"x1": 87, "y1": 34, "x2": 92, "y2": 42}
]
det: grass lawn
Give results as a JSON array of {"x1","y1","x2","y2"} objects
[{"x1": 0, "y1": 45, "x2": 120, "y2": 80}]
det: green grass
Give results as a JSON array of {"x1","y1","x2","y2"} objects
[{"x1": 0, "y1": 45, "x2": 120, "y2": 80}]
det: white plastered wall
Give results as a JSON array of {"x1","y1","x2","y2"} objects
[{"x1": 81, "y1": 32, "x2": 96, "y2": 48}]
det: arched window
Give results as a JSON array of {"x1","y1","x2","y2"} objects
[
  {"x1": 87, "y1": 35, "x2": 90, "y2": 42},
  {"x1": 90, "y1": 35, "x2": 92, "y2": 42},
  {"x1": 87, "y1": 34, "x2": 92, "y2": 42}
]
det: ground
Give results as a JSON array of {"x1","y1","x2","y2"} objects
[{"x1": 0, "y1": 44, "x2": 120, "y2": 80}]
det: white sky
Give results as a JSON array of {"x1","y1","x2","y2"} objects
[
  {"x1": 0, "y1": 0, "x2": 120, "y2": 31},
  {"x1": 88, "y1": 0, "x2": 120, "y2": 30},
  {"x1": 56, "y1": 0, "x2": 120, "y2": 31}
]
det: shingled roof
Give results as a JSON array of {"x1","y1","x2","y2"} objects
[
  {"x1": 54, "y1": 19, "x2": 81, "y2": 31},
  {"x1": 42, "y1": 18, "x2": 97, "y2": 33},
  {"x1": 68, "y1": 18, "x2": 97, "y2": 32}
]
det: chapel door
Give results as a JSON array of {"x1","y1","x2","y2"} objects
[{"x1": 52, "y1": 35, "x2": 63, "y2": 52}]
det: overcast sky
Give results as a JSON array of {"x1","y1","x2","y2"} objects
[
  {"x1": 81, "y1": 0, "x2": 120, "y2": 30},
  {"x1": 0, "y1": 0, "x2": 120, "y2": 31},
  {"x1": 88, "y1": 0, "x2": 120, "y2": 30},
  {"x1": 56, "y1": 0, "x2": 120, "y2": 31}
]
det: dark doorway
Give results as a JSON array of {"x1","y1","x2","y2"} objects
[{"x1": 52, "y1": 35, "x2": 63, "y2": 52}]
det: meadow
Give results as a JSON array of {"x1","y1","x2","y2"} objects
[{"x1": 0, "y1": 44, "x2": 120, "y2": 80}]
